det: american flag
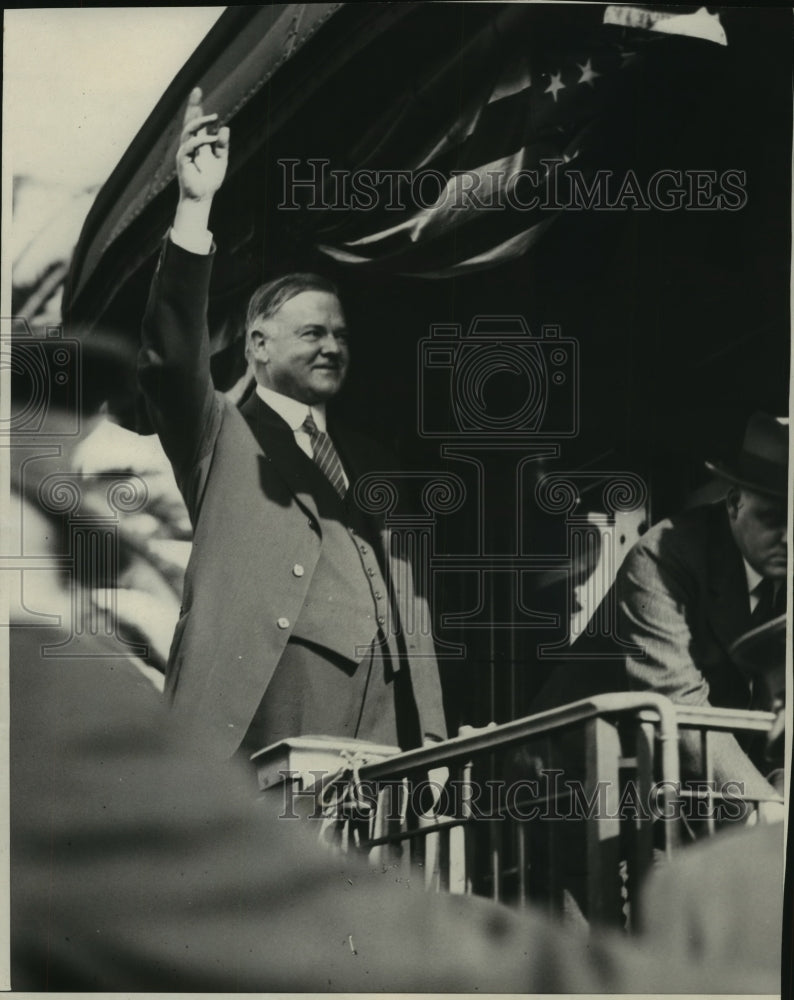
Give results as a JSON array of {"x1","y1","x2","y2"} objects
[{"x1": 309, "y1": 5, "x2": 727, "y2": 279}]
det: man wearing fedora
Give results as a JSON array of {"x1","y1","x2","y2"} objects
[{"x1": 616, "y1": 412, "x2": 788, "y2": 812}]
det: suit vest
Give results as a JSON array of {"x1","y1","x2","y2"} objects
[{"x1": 289, "y1": 485, "x2": 390, "y2": 664}]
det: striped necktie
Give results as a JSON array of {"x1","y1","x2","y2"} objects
[{"x1": 302, "y1": 412, "x2": 347, "y2": 499}]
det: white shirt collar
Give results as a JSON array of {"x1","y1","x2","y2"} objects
[
  {"x1": 255, "y1": 385, "x2": 327, "y2": 433},
  {"x1": 742, "y1": 557, "x2": 764, "y2": 597}
]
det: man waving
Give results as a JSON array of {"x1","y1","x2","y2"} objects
[{"x1": 138, "y1": 89, "x2": 446, "y2": 759}]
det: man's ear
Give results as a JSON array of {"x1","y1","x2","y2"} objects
[
  {"x1": 725, "y1": 486, "x2": 741, "y2": 522},
  {"x1": 247, "y1": 328, "x2": 268, "y2": 363}
]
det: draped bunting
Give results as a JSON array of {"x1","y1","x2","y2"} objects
[{"x1": 301, "y1": 6, "x2": 727, "y2": 278}]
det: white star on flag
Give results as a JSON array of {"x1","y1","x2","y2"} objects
[
  {"x1": 544, "y1": 71, "x2": 565, "y2": 102},
  {"x1": 576, "y1": 58, "x2": 601, "y2": 86}
]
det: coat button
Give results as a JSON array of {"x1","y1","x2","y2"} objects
[
  {"x1": 367, "y1": 568, "x2": 375, "y2": 576},
  {"x1": 292, "y1": 564, "x2": 305, "y2": 577},
  {"x1": 277, "y1": 617, "x2": 290, "y2": 629},
  {"x1": 377, "y1": 615, "x2": 385, "y2": 626},
  {"x1": 360, "y1": 544, "x2": 368, "y2": 554},
  {"x1": 375, "y1": 591, "x2": 382, "y2": 600}
]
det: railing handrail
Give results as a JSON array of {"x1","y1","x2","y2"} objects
[
  {"x1": 357, "y1": 693, "x2": 774, "y2": 785},
  {"x1": 358, "y1": 691, "x2": 683, "y2": 781},
  {"x1": 673, "y1": 704, "x2": 775, "y2": 731}
]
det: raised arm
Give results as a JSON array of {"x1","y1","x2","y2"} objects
[
  {"x1": 172, "y1": 86, "x2": 230, "y2": 248},
  {"x1": 138, "y1": 89, "x2": 230, "y2": 499}
]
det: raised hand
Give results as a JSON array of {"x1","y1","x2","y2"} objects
[{"x1": 176, "y1": 87, "x2": 230, "y2": 203}]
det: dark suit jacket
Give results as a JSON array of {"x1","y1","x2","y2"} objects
[{"x1": 138, "y1": 238, "x2": 445, "y2": 756}]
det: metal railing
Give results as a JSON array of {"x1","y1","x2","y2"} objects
[{"x1": 264, "y1": 693, "x2": 777, "y2": 930}]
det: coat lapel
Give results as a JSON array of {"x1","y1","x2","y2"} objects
[
  {"x1": 705, "y1": 505, "x2": 752, "y2": 651},
  {"x1": 239, "y1": 392, "x2": 393, "y2": 538},
  {"x1": 239, "y1": 392, "x2": 322, "y2": 522}
]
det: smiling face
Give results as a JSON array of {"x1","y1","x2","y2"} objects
[
  {"x1": 727, "y1": 487, "x2": 788, "y2": 579},
  {"x1": 249, "y1": 290, "x2": 349, "y2": 404}
]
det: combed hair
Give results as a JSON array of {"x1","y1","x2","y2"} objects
[{"x1": 245, "y1": 273, "x2": 340, "y2": 333}]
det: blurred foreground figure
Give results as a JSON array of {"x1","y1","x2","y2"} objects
[
  {"x1": 7, "y1": 541, "x2": 522, "y2": 992},
  {"x1": 638, "y1": 820, "x2": 784, "y2": 982},
  {"x1": 8, "y1": 488, "x2": 783, "y2": 992}
]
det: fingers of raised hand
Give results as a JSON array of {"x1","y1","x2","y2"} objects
[
  {"x1": 212, "y1": 126, "x2": 230, "y2": 157},
  {"x1": 182, "y1": 86, "x2": 204, "y2": 126},
  {"x1": 181, "y1": 113, "x2": 219, "y2": 146},
  {"x1": 180, "y1": 132, "x2": 222, "y2": 159},
  {"x1": 177, "y1": 88, "x2": 229, "y2": 190},
  {"x1": 180, "y1": 88, "x2": 228, "y2": 161}
]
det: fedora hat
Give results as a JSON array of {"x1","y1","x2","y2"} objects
[{"x1": 705, "y1": 412, "x2": 789, "y2": 499}]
